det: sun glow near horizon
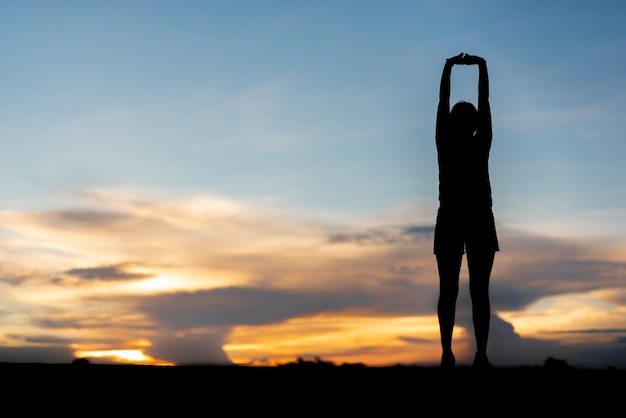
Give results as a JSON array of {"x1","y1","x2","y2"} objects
[
  {"x1": 74, "y1": 349, "x2": 175, "y2": 366},
  {"x1": 223, "y1": 314, "x2": 451, "y2": 367},
  {"x1": 1, "y1": 187, "x2": 624, "y2": 368}
]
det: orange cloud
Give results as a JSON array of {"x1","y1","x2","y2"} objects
[{"x1": 0, "y1": 188, "x2": 625, "y2": 368}]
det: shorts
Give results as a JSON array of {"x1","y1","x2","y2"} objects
[{"x1": 433, "y1": 207, "x2": 499, "y2": 255}]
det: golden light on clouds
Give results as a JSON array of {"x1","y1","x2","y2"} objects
[
  {"x1": 0, "y1": 188, "x2": 625, "y2": 368},
  {"x1": 224, "y1": 314, "x2": 448, "y2": 366},
  {"x1": 74, "y1": 349, "x2": 174, "y2": 366},
  {"x1": 498, "y1": 291, "x2": 626, "y2": 345},
  {"x1": 122, "y1": 274, "x2": 222, "y2": 293}
]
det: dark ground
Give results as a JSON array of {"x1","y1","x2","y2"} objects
[{"x1": 2, "y1": 359, "x2": 623, "y2": 413}]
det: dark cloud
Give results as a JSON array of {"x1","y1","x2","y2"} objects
[
  {"x1": 328, "y1": 224, "x2": 434, "y2": 245},
  {"x1": 8, "y1": 334, "x2": 75, "y2": 344},
  {"x1": 0, "y1": 346, "x2": 74, "y2": 363},
  {"x1": 328, "y1": 231, "x2": 396, "y2": 245},
  {"x1": 64, "y1": 263, "x2": 155, "y2": 282},
  {"x1": 146, "y1": 331, "x2": 232, "y2": 365},
  {"x1": 456, "y1": 314, "x2": 562, "y2": 367},
  {"x1": 491, "y1": 259, "x2": 626, "y2": 311},
  {"x1": 522, "y1": 259, "x2": 626, "y2": 288},
  {"x1": 32, "y1": 312, "x2": 153, "y2": 330},
  {"x1": 453, "y1": 314, "x2": 626, "y2": 369},
  {"x1": 547, "y1": 328, "x2": 626, "y2": 335},
  {"x1": 403, "y1": 225, "x2": 435, "y2": 236},
  {"x1": 489, "y1": 283, "x2": 548, "y2": 312},
  {"x1": 397, "y1": 336, "x2": 431, "y2": 344},
  {"x1": 33, "y1": 317, "x2": 93, "y2": 329},
  {"x1": 133, "y1": 286, "x2": 372, "y2": 329},
  {"x1": 37, "y1": 209, "x2": 128, "y2": 228},
  {"x1": 0, "y1": 268, "x2": 46, "y2": 287},
  {"x1": 0, "y1": 274, "x2": 29, "y2": 286},
  {"x1": 360, "y1": 279, "x2": 437, "y2": 315}
]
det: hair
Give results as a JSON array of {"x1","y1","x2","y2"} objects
[{"x1": 450, "y1": 101, "x2": 478, "y2": 135}]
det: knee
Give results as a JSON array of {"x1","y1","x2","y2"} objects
[
  {"x1": 469, "y1": 284, "x2": 489, "y2": 300},
  {"x1": 440, "y1": 280, "x2": 459, "y2": 295}
]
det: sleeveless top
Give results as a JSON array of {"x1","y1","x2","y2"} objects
[{"x1": 436, "y1": 130, "x2": 493, "y2": 211}]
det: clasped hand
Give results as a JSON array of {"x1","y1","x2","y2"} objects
[{"x1": 447, "y1": 52, "x2": 485, "y2": 65}]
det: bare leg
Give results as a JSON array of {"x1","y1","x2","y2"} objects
[
  {"x1": 436, "y1": 252, "x2": 463, "y2": 367},
  {"x1": 467, "y1": 249, "x2": 495, "y2": 367}
]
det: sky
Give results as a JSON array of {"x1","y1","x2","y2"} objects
[{"x1": 0, "y1": 0, "x2": 625, "y2": 368}]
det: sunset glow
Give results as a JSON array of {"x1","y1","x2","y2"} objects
[
  {"x1": 0, "y1": 1, "x2": 625, "y2": 370},
  {"x1": 74, "y1": 349, "x2": 174, "y2": 366},
  {"x1": 499, "y1": 292, "x2": 626, "y2": 345},
  {"x1": 224, "y1": 315, "x2": 445, "y2": 366}
]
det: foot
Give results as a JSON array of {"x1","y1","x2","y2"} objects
[
  {"x1": 472, "y1": 352, "x2": 491, "y2": 369},
  {"x1": 440, "y1": 352, "x2": 455, "y2": 368}
]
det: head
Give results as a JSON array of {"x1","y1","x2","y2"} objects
[{"x1": 450, "y1": 101, "x2": 478, "y2": 136}]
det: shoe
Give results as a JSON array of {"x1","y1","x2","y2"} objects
[
  {"x1": 440, "y1": 352, "x2": 455, "y2": 368},
  {"x1": 472, "y1": 352, "x2": 491, "y2": 369}
]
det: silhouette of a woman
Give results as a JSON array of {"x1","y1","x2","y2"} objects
[{"x1": 435, "y1": 53, "x2": 498, "y2": 368}]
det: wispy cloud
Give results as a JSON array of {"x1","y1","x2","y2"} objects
[
  {"x1": 131, "y1": 286, "x2": 372, "y2": 329},
  {"x1": 64, "y1": 263, "x2": 155, "y2": 282},
  {"x1": 0, "y1": 188, "x2": 625, "y2": 368}
]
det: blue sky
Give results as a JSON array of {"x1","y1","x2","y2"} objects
[
  {"x1": 0, "y1": 1, "x2": 625, "y2": 367},
  {"x1": 1, "y1": 1, "x2": 625, "y2": 221}
]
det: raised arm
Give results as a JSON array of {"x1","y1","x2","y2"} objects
[
  {"x1": 436, "y1": 53, "x2": 464, "y2": 145},
  {"x1": 465, "y1": 54, "x2": 492, "y2": 143}
]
